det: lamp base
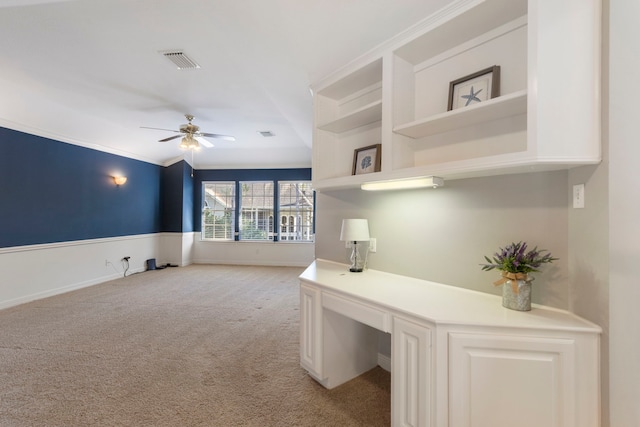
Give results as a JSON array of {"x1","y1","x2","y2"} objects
[{"x1": 347, "y1": 241, "x2": 368, "y2": 272}]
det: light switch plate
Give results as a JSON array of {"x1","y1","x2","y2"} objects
[{"x1": 573, "y1": 184, "x2": 585, "y2": 208}]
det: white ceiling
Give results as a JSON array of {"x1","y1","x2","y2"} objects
[{"x1": 0, "y1": 0, "x2": 450, "y2": 169}]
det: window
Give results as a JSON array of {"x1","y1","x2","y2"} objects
[
  {"x1": 202, "y1": 182, "x2": 235, "y2": 240},
  {"x1": 201, "y1": 179, "x2": 314, "y2": 242},
  {"x1": 278, "y1": 181, "x2": 314, "y2": 242},
  {"x1": 239, "y1": 181, "x2": 274, "y2": 241}
]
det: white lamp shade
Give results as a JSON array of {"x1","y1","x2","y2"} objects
[{"x1": 340, "y1": 219, "x2": 370, "y2": 242}]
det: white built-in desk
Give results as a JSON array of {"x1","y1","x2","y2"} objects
[{"x1": 299, "y1": 259, "x2": 601, "y2": 427}]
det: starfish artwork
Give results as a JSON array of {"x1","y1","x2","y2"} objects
[{"x1": 461, "y1": 86, "x2": 483, "y2": 106}]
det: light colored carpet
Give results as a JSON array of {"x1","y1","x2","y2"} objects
[{"x1": 0, "y1": 265, "x2": 390, "y2": 426}]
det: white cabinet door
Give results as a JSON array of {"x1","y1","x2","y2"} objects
[
  {"x1": 299, "y1": 283, "x2": 323, "y2": 379},
  {"x1": 392, "y1": 316, "x2": 432, "y2": 427},
  {"x1": 448, "y1": 333, "x2": 578, "y2": 427}
]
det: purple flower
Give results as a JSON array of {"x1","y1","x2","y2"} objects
[{"x1": 481, "y1": 241, "x2": 557, "y2": 274}]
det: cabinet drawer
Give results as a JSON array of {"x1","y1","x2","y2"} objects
[{"x1": 322, "y1": 292, "x2": 390, "y2": 332}]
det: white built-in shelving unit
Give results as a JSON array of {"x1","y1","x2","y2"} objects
[{"x1": 311, "y1": 0, "x2": 601, "y2": 191}]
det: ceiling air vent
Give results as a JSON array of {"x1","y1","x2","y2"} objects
[
  {"x1": 160, "y1": 50, "x2": 200, "y2": 70},
  {"x1": 258, "y1": 131, "x2": 275, "y2": 137}
]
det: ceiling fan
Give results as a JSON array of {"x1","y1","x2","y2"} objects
[{"x1": 142, "y1": 114, "x2": 235, "y2": 150}]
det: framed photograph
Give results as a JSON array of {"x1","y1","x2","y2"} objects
[
  {"x1": 447, "y1": 65, "x2": 500, "y2": 111},
  {"x1": 352, "y1": 144, "x2": 381, "y2": 175}
]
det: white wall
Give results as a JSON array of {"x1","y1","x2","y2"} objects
[
  {"x1": 315, "y1": 170, "x2": 569, "y2": 308},
  {"x1": 566, "y1": 3, "x2": 611, "y2": 424},
  {"x1": 609, "y1": 0, "x2": 640, "y2": 424},
  {"x1": 193, "y1": 238, "x2": 315, "y2": 267},
  {"x1": 568, "y1": 162, "x2": 610, "y2": 426},
  {"x1": 159, "y1": 232, "x2": 195, "y2": 267}
]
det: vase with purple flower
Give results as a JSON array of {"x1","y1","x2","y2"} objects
[{"x1": 481, "y1": 241, "x2": 557, "y2": 311}]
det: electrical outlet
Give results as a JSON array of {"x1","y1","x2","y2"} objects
[{"x1": 369, "y1": 238, "x2": 377, "y2": 253}]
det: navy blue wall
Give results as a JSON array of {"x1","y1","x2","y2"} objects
[
  {"x1": 0, "y1": 127, "x2": 162, "y2": 248},
  {"x1": 161, "y1": 160, "x2": 194, "y2": 233},
  {"x1": 182, "y1": 163, "x2": 194, "y2": 232},
  {"x1": 0, "y1": 127, "x2": 311, "y2": 247},
  {"x1": 193, "y1": 168, "x2": 312, "y2": 233}
]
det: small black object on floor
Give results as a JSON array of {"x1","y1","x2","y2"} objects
[{"x1": 146, "y1": 259, "x2": 179, "y2": 271}]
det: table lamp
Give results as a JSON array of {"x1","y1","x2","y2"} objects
[{"x1": 340, "y1": 219, "x2": 370, "y2": 272}]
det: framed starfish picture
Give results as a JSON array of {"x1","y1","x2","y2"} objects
[{"x1": 447, "y1": 66, "x2": 500, "y2": 111}]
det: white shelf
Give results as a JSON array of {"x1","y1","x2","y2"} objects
[
  {"x1": 317, "y1": 59, "x2": 382, "y2": 100},
  {"x1": 312, "y1": 171, "x2": 383, "y2": 192},
  {"x1": 312, "y1": 149, "x2": 600, "y2": 192},
  {"x1": 394, "y1": 0, "x2": 527, "y2": 66},
  {"x1": 317, "y1": 100, "x2": 382, "y2": 134},
  {"x1": 394, "y1": 90, "x2": 527, "y2": 139}
]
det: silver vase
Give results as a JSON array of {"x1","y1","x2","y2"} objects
[{"x1": 502, "y1": 278, "x2": 532, "y2": 311}]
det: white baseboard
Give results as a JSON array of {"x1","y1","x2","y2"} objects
[
  {"x1": 192, "y1": 259, "x2": 311, "y2": 267},
  {"x1": 378, "y1": 353, "x2": 391, "y2": 372},
  {"x1": 0, "y1": 269, "x2": 144, "y2": 311}
]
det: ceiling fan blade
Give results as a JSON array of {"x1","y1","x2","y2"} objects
[
  {"x1": 159, "y1": 135, "x2": 182, "y2": 142},
  {"x1": 200, "y1": 132, "x2": 236, "y2": 142},
  {"x1": 194, "y1": 136, "x2": 214, "y2": 148},
  {"x1": 141, "y1": 126, "x2": 180, "y2": 133}
]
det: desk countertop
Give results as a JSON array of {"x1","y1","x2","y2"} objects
[{"x1": 300, "y1": 259, "x2": 601, "y2": 334}]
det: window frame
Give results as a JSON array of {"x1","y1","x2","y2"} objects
[
  {"x1": 200, "y1": 179, "x2": 315, "y2": 243},
  {"x1": 201, "y1": 181, "x2": 236, "y2": 241},
  {"x1": 239, "y1": 181, "x2": 275, "y2": 241},
  {"x1": 277, "y1": 181, "x2": 315, "y2": 243}
]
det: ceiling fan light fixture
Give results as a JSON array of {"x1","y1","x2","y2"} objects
[
  {"x1": 143, "y1": 114, "x2": 233, "y2": 149},
  {"x1": 180, "y1": 134, "x2": 200, "y2": 150}
]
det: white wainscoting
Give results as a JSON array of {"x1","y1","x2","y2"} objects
[
  {"x1": 159, "y1": 232, "x2": 195, "y2": 267},
  {"x1": 0, "y1": 234, "x2": 160, "y2": 310},
  {"x1": 192, "y1": 235, "x2": 315, "y2": 267},
  {"x1": 0, "y1": 233, "x2": 316, "y2": 310}
]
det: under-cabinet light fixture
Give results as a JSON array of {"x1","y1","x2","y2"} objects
[
  {"x1": 361, "y1": 176, "x2": 444, "y2": 191},
  {"x1": 113, "y1": 176, "x2": 127, "y2": 186}
]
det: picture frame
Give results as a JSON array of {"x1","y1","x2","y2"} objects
[
  {"x1": 447, "y1": 65, "x2": 500, "y2": 111},
  {"x1": 352, "y1": 144, "x2": 381, "y2": 175}
]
